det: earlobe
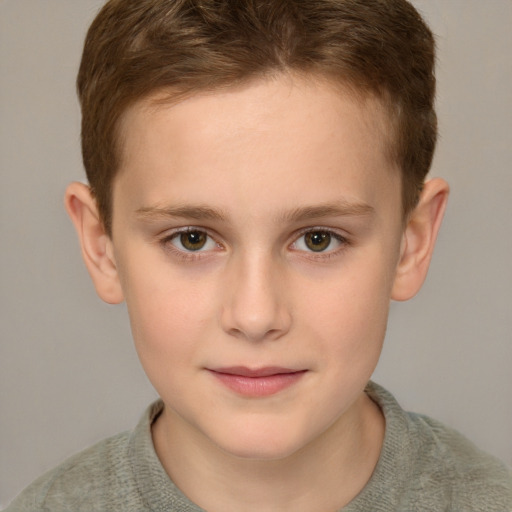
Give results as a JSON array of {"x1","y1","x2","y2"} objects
[
  {"x1": 391, "y1": 178, "x2": 449, "y2": 301},
  {"x1": 64, "y1": 182, "x2": 124, "y2": 304}
]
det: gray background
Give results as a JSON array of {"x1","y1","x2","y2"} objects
[{"x1": 1, "y1": 0, "x2": 511, "y2": 507}]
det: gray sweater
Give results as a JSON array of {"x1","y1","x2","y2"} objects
[{"x1": 6, "y1": 382, "x2": 512, "y2": 511}]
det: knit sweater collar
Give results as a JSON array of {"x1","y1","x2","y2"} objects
[{"x1": 128, "y1": 381, "x2": 409, "y2": 512}]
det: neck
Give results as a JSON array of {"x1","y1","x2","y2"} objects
[{"x1": 152, "y1": 392, "x2": 384, "y2": 512}]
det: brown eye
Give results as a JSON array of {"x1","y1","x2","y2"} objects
[
  {"x1": 179, "y1": 231, "x2": 207, "y2": 251},
  {"x1": 304, "y1": 231, "x2": 332, "y2": 252}
]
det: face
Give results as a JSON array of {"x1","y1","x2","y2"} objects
[{"x1": 110, "y1": 75, "x2": 404, "y2": 460}]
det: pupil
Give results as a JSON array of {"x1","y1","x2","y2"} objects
[
  {"x1": 181, "y1": 231, "x2": 206, "y2": 251},
  {"x1": 306, "y1": 231, "x2": 331, "y2": 252}
]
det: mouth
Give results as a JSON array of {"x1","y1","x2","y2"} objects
[{"x1": 207, "y1": 366, "x2": 307, "y2": 397}]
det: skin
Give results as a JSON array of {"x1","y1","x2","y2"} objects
[{"x1": 66, "y1": 74, "x2": 448, "y2": 511}]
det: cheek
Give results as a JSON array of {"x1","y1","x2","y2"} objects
[
  {"x1": 300, "y1": 256, "x2": 394, "y2": 363},
  {"x1": 125, "y1": 289, "x2": 208, "y2": 402},
  {"x1": 119, "y1": 260, "x2": 216, "y2": 375}
]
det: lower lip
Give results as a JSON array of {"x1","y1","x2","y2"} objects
[{"x1": 209, "y1": 370, "x2": 307, "y2": 397}]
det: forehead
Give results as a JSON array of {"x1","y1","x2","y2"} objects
[
  {"x1": 114, "y1": 75, "x2": 400, "y2": 220},
  {"x1": 120, "y1": 75, "x2": 393, "y2": 158}
]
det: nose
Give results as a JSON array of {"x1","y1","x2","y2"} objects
[{"x1": 220, "y1": 252, "x2": 292, "y2": 342}]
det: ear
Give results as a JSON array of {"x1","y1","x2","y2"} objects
[
  {"x1": 391, "y1": 178, "x2": 449, "y2": 301},
  {"x1": 64, "y1": 182, "x2": 124, "y2": 304}
]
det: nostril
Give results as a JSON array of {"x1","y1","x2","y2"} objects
[
  {"x1": 221, "y1": 305, "x2": 292, "y2": 342},
  {"x1": 219, "y1": 258, "x2": 292, "y2": 341}
]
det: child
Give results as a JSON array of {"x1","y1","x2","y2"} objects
[{"x1": 7, "y1": 0, "x2": 511, "y2": 510}]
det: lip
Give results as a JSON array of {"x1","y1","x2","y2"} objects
[{"x1": 207, "y1": 366, "x2": 307, "y2": 397}]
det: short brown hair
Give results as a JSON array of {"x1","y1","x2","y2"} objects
[{"x1": 78, "y1": 0, "x2": 436, "y2": 235}]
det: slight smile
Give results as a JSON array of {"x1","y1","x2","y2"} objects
[{"x1": 207, "y1": 367, "x2": 308, "y2": 397}]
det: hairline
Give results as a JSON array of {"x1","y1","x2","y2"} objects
[{"x1": 108, "y1": 70, "x2": 402, "y2": 236}]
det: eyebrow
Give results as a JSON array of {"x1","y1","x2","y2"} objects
[
  {"x1": 281, "y1": 202, "x2": 375, "y2": 222},
  {"x1": 136, "y1": 205, "x2": 227, "y2": 221},
  {"x1": 135, "y1": 201, "x2": 374, "y2": 223}
]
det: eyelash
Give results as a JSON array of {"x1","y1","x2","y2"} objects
[
  {"x1": 159, "y1": 226, "x2": 349, "y2": 261},
  {"x1": 159, "y1": 227, "x2": 222, "y2": 262},
  {"x1": 291, "y1": 227, "x2": 349, "y2": 260}
]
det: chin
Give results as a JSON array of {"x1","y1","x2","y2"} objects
[
  {"x1": 209, "y1": 420, "x2": 312, "y2": 461},
  {"x1": 220, "y1": 440, "x2": 302, "y2": 462}
]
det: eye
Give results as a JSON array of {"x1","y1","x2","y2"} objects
[
  {"x1": 168, "y1": 229, "x2": 218, "y2": 252},
  {"x1": 292, "y1": 229, "x2": 345, "y2": 253}
]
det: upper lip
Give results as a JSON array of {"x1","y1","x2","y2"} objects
[{"x1": 208, "y1": 366, "x2": 303, "y2": 377}]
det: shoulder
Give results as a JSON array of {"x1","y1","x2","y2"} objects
[
  {"x1": 364, "y1": 382, "x2": 512, "y2": 511},
  {"x1": 407, "y1": 412, "x2": 511, "y2": 506},
  {"x1": 5, "y1": 431, "x2": 137, "y2": 511},
  {"x1": 413, "y1": 411, "x2": 511, "y2": 504},
  {"x1": 5, "y1": 401, "x2": 166, "y2": 512}
]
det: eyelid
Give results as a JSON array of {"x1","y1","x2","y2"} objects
[
  {"x1": 157, "y1": 225, "x2": 350, "y2": 262},
  {"x1": 289, "y1": 227, "x2": 349, "y2": 255},
  {"x1": 159, "y1": 226, "x2": 223, "y2": 258}
]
